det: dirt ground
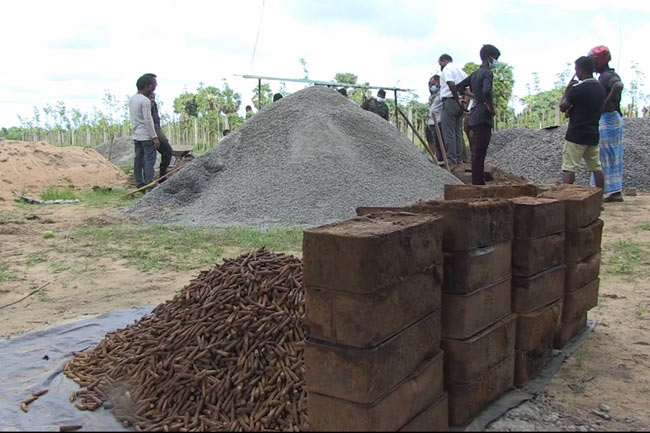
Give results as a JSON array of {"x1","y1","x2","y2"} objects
[{"x1": 1, "y1": 194, "x2": 649, "y2": 431}]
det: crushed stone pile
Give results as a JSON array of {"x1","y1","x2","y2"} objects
[
  {"x1": 0, "y1": 140, "x2": 128, "y2": 204},
  {"x1": 487, "y1": 118, "x2": 650, "y2": 190},
  {"x1": 65, "y1": 249, "x2": 308, "y2": 432},
  {"x1": 129, "y1": 86, "x2": 461, "y2": 228},
  {"x1": 95, "y1": 137, "x2": 136, "y2": 168}
]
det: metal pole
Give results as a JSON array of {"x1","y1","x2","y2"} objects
[
  {"x1": 258, "y1": 79, "x2": 262, "y2": 110},
  {"x1": 393, "y1": 90, "x2": 398, "y2": 126}
]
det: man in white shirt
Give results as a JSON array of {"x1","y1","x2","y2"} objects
[
  {"x1": 438, "y1": 54, "x2": 467, "y2": 165},
  {"x1": 129, "y1": 73, "x2": 160, "y2": 189}
]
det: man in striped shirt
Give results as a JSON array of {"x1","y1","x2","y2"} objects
[{"x1": 129, "y1": 73, "x2": 160, "y2": 189}]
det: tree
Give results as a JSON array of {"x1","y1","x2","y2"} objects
[
  {"x1": 220, "y1": 80, "x2": 242, "y2": 114},
  {"x1": 299, "y1": 58, "x2": 309, "y2": 80},
  {"x1": 335, "y1": 72, "x2": 358, "y2": 85},
  {"x1": 174, "y1": 89, "x2": 199, "y2": 118},
  {"x1": 252, "y1": 83, "x2": 273, "y2": 108}
]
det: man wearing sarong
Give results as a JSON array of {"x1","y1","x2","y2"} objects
[{"x1": 589, "y1": 45, "x2": 625, "y2": 202}]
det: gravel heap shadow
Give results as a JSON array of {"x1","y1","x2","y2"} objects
[
  {"x1": 64, "y1": 249, "x2": 308, "y2": 432},
  {"x1": 486, "y1": 118, "x2": 650, "y2": 190},
  {"x1": 129, "y1": 86, "x2": 461, "y2": 228}
]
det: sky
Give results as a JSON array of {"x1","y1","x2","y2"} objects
[{"x1": 1, "y1": 0, "x2": 649, "y2": 128}]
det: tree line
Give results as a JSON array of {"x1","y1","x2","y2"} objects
[{"x1": 2, "y1": 60, "x2": 647, "y2": 154}]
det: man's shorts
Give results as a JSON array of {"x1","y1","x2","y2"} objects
[{"x1": 562, "y1": 140, "x2": 602, "y2": 172}]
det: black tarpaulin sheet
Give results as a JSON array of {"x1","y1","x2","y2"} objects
[{"x1": 0, "y1": 306, "x2": 153, "y2": 432}]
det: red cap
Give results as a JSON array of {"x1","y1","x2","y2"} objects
[{"x1": 588, "y1": 45, "x2": 611, "y2": 68}]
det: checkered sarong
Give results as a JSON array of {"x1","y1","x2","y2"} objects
[{"x1": 591, "y1": 111, "x2": 624, "y2": 194}]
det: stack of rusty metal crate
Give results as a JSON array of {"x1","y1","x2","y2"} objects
[
  {"x1": 509, "y1": 196, "x2": 567, "y2": 385},
  {"x1": 303, "y1": 212, "x2": 447, "y2": 431},
  {"x1": 539, "y1": 185, "x2": 603, "y2": 348}
]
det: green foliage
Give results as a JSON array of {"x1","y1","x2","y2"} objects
[
  {"x1": 463, "y1": 62, "x2": 480, "y2": 76},
  {"x1": 606, "y1": 240, "x2": 648, "y2": 280},
  {"x1": 174, "y1": 90, "x2": 199, "y2": 117},
  {"x1": 26, "y1": 252, "x2": 48, "y2": 267},
  {"x1": 335, "y1": 73, "x2": 358, "y2": 85},
  {"x1": 78, "y1": 188, "x2": 138, "y2": 208},
  {"x1": 40, "y1": 186, "x2": 78, "y2": 201},
  {"x1": 252, "y1": 83, "x2": 273, "y2": 108},
  {"x1": 0, "y1": 261, "x2": 14, "y2": 282}
]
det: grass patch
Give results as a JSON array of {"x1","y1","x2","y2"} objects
[
  {"x1": 78, "y1": 188, "x2": 138, "y2": 208},
  {"x1": 606, "y1": 240, "x2": 649, "y2": 280},
  {"x1": 0, "y1": 261, "x2": 15, "y2": 282},
  {"x1": 636, "y1": 303, "x2": 648, "y2": 317},
  {"x1": 35, "y1": 286, "x2": 50, "y2": 302},
  {"x1": 72, "y1": 224, "x2": 303, "y2": 272},
  {"x1": 119, "y1": 164, "x2": 133, "y2": 175},
  {"x1": 49, "y1": 261, "x2": 72, "y2": 273},
  {"x1": 574, "y1": 351, "x2": 587, "y2": 369},
  {"x1": 40, "y1": 186, "x2": 78, "y2": 201},
  {"x1": 26, "y1": 252, "x2": 48, "y2": 267},
  {"x1": 638, "y1": 222, "x2": 650, "y2": 231}
]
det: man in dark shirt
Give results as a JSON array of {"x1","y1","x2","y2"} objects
[
  {"x1": 589, "y1": 45, "x2": 625, "y2": 202},
  {"x1": 456, "y1": 44, "x2": 500, "y2": 185},
  {"x1": 361, "y1": 89, "x2": 389, "y2": 121},
  {"x1": 149, "y1": 92, "x2": 173, "y2": 181},
  {"x1": 559, "y1": 56, "x2": 606, "y2": 188}
]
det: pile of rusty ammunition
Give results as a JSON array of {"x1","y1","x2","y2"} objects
[{"x1": 64, "y1": 249, "x2": 308, "y2": 432}]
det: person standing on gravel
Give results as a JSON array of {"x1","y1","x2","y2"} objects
[
  {"x1": 589, "y1": 45, "x2": 625, "y2": 202},
  {"x1": 559, "y1": 56, "x2": 606, "y2": 189},
  {"x1": 129, "y1": 73, "x2": 159, "y2": 189},
  {"x1": 427, "y1": 75, "x2": 444, "y2": 163},
  {"x1": 362, "y1": 89, "x2": 389, "y2": 121},
  {"x1": 149, "y1": 92, "x2": 173, "y2": 182},
  {"x1": 438, "y1": 54, "x2": 468, "y2": 166},
  {"x1": 456, "y1": 44, "x2": 501, "y2": 185}
]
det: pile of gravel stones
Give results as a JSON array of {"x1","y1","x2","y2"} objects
[
  {"x1": 95, "y1": 136, "x2": 135, "y2": 168},
  {"x1": 487, "y1": 118, "x2": 650, "y2": 191},
  {"x1": 128, "y1": 86, "x2": 461, "y2": 228}
]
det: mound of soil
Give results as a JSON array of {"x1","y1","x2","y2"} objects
[{"x1": 0, "y1": 141, "x2": 128, "y2": 205}]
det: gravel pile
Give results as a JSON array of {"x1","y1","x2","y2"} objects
[
  {"x1": 96, "y1": 137, "x2": 135, "y2": 168},
  {"x1": 487, "y1": 118, "x2": 650, "y2": 190},
  {"x1": 65, "y1": 249, "x2": 307, "y2": 432},
  {"x1": 128, "y1": 86, "x2": 461, "y2": 228}
]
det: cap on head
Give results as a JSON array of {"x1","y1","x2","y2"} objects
[
  {"x1": 377, "y1": 89, "x2": 386, "y2": 98},
  {"x1": 588, "y1": 45, "x2": 611, "y2": 69}
]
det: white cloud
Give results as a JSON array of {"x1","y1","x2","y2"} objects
[{"x1": 1, "y1": 0, "x2": 649, "y2": 127}]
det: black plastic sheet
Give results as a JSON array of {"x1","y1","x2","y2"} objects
[{"x1": 0, "y1": 307, "x2": 153, "y2": 432}]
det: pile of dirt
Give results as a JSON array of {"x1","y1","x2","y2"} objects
[
  {"x1": 451, "y1": 163, "x2": 530, "y2": 185},
  {"x1": 95, "y1": 137, "x2": 135, "y2": 168},
  {"x1": 487, "y1": 118, "x2": 650, "y2": 190},
  {"x1": 129, "y1": 86, "x2": 462, "y2": 228},
  {"x1": 65, "y1": 249, "x2": 307, "y2": 432},
  {"x1": 0, "y1": 141, "x2": 128, "y2": 205}
]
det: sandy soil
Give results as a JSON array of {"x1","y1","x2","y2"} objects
[
  {"x1": 1, "y1": 194, "x2": 649, "y2": 431},
  {"x1": 0, "y1": 141, "x2": 128, "y2": 204}
]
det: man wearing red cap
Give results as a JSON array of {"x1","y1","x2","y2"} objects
[{"x1": 589, "y1": 45, "x2": 625, "y2": 202}]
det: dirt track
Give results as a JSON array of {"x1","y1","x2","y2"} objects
[{"x1": 1, "y1": 197, "x2": 649, "y2": 430}]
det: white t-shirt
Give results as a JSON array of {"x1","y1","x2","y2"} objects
[
  {"x1": 440, "y1": 62, "x2": 467, "y2": 98},
  {"x1": 129, "y1": 93, "x2": 157, "y2": 141}
]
